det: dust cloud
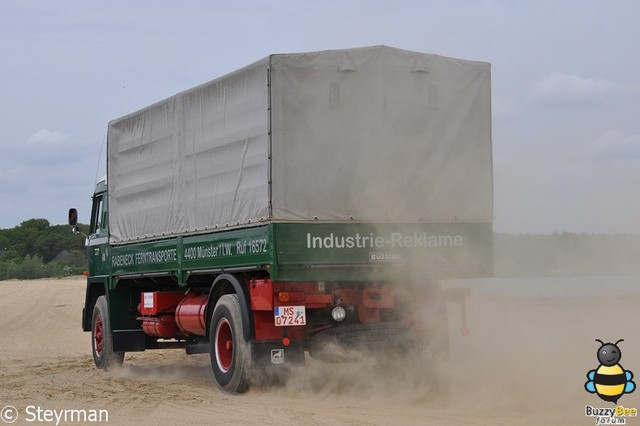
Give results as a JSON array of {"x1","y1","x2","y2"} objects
[
  {"x1": 2, "y1": 275, "x2": 639, "y2": 425},
  {"x1": 253, "y1": 275, "x2": 640, "y2": 425}
]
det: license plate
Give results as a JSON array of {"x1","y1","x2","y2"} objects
[{"x1": 274, "y1": 306, "x2": 306, "y2": 326}]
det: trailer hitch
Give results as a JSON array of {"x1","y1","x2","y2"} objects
[{"x1": 444, "y1": 287, "x2": 470, "y2": 336}]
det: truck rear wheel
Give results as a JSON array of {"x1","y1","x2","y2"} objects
[
  {"x1": 91, "y1": 295, "x2": 124, "y2": 371},
  {"x1": 209, "y1": 294, "x2": 250, "y2": 393}
]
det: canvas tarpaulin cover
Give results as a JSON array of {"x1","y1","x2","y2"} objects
[{"x1": 108, "y1": 46, "x2": 492, "y2": 244}]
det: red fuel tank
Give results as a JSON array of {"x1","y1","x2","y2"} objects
[
  {"x1": 175, "y1": 292, "x2": 208, "y2": 336},
  {"x1": 140, "y1": 315, "x2": 179, "y2": 338}
]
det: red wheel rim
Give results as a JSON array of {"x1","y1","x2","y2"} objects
[
  {"x1": 215, "y1": 318, "x2": 233, "y2": 372},
  {"x1": 94, "y1": 314, "x2": 104, "y2": 357}
]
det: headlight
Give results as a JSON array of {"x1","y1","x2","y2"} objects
[{"x1": 331, "y1": 306, "x2": 346, "y2": 322}]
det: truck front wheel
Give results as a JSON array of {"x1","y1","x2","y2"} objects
[
  {"x1": 209, "y1": 294, "x2": 250, "y2": 393},
  {"x1": 91, "y1": 295, "x2": 124, "y2": 371}
]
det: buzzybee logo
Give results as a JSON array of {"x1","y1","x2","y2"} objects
[
  {"x1": 585, "y1": 339, "x2": 636, "y2": 404},
  {"x1": 584, "y1": 339, "x2": 637, "y2": 425}
]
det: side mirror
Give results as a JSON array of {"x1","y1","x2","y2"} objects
[
  {"x1": 68, "y1": 208, "x2": 78, "y2": 226},
  {"x1": 68, "y1": 209, "x2": 87, "y2": 239}
]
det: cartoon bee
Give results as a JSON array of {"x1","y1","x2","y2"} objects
[{"x1": 585, "y1": 339, "x2": 636, "y2": 403}]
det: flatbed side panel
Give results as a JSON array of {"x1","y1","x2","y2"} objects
[
  {"x1": 110, "y1": 239, "x2": 181, "y2": 278},
  {"x1": 109, "y1": 225, "x2": 273, "y2": 279},
  {"x1": 271, "y1": 222, "x2": 493, "y2": 281},
  {"x1": 182, "y1": 226, "x2": 272, "y2": 272}
]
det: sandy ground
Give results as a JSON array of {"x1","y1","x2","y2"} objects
[{"x1": 1, "y1": 276, "x2": 639, "y2": 425}]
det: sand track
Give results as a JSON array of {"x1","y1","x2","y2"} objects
[{"x1": 1, "y1": 277, "x2": 637, "y2": 425}]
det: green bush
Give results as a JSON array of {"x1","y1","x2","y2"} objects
[
  {"x1": 49, "y1": 261, "x2": 84, "y2": 277},
  {"x1": 0, "y1": 261, "x2": 8, "y2": 279},
  {"x1": 8, "y1": 255, "x2": 47, "y2": 279}
]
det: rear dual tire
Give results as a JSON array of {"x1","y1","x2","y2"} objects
[{"x1": 210, "y1": 294, "x2": 251, "y2": 393}]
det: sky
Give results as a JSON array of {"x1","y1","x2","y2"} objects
[{"x1": 1, "y1": 1, "x2": 639, "y2": 234}]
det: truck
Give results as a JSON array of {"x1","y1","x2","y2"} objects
[{"x1": 69, "y1": 45, "x2": 493, "y2": 393}]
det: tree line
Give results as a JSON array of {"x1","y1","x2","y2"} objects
[{"x1": 0, "y1": 218, "x2": 88, "y2": 280}]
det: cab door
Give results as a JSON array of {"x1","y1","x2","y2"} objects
[{"x1": 87, "y1": 192, "x2": 109, "y2": 276}]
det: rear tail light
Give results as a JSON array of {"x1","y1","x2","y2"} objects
[{"x1": 277, "y1": 292, "x2": 305, "y2": 303}]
